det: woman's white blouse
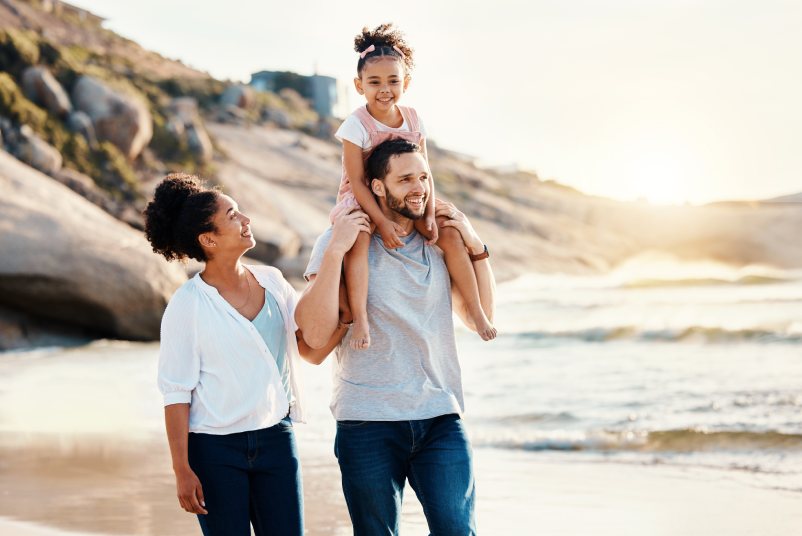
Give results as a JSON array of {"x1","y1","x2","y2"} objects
[{"x1": 157, "y1": 265, "x2": 305, "y2": 434}]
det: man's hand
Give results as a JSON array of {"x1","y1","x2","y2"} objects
[
  {"x1": 377, "y1": 219, "x2": 405, "y2": 249},
  {"x1": 175, "y1": 466, "x2": 207, "y2": 515},
  {"x1": 436, "y1": 200, "x2": 482, "y2": 253},
  {"x1": 330, "y1": 209, "x2": 371, "y2": 255}
]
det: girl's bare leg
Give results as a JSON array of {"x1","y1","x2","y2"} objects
[
  {"x1": 415, "y1": 219, "x2": 497, "y2": 341},
  {"x1": 344, "y1": 231, "x2": 371, "y2": 350}
]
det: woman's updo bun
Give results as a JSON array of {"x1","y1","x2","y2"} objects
[{"x1": 144, "y1": 173, "x2": 219, "y2": 262}]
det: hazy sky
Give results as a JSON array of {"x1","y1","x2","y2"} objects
[{"x1": 70, "y1": 0, "x2": 801, "y2": 204}]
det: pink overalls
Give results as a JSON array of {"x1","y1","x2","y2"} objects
[{"x1": 329, "y1": 105, "x2": 423, "y2": 222}]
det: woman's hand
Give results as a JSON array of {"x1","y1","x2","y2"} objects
[
  {"x1": 330, "y1": 208, "x2": 371, "y2": 256},
  {"x1": 435, "y1": 200, "x2": 483, "y2": 253},
  {"x1": 175, "y1": 465, "x2": 207, "y2": 515}
]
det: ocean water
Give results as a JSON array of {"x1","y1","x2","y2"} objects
[
  {"x1": 0, "y1": 253, "x2": 799, "y2": 507},
  {"x1": 456, "y1": 254, "x2": 802, "y2": 492}
]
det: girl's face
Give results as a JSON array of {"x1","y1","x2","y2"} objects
[
  {"x1": 199, "y1": 194, "x2": 255, "y2": 257},
  {"x1": 354, "y1": 57, "x2": 410, "y2": 114}
]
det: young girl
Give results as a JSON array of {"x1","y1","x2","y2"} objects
[{"x1": 331, "y1": 23, "x2": 497, "y2": 349}]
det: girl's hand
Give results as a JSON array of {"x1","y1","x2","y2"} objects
[
  {"x1": 436, "y1": 200, "x2": 483, "y2": 252},
  {"x1": 175, "y1": 466, "x2": 208, "y2": 515},
  {"x1": 377, "y1": 219, "x2": 405, "y2": 249},
  {"x1": 330, "y1": 209, "x2": 371, "y2": 256},
  {"x1": 424, "y1": 214, "x2": 439, "y2": 245}
]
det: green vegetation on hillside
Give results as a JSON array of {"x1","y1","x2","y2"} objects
[{"x1": 0, "y1": 11, "x2": 325, "y2": 206}]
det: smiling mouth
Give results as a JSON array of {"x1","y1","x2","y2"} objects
[
  {"x1": 406, "y1": 195, "x2": 425, "y2": 209},
  {"x1": 241, "y1": 228, "x2": 252, "y2": 238}
]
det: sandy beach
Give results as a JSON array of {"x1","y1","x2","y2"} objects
[
  {"x1": 1, "y1": 341, "x2": 800, "y2": 536},
  {"x1": 1, "y1": 442, "x2": 800, "y2": 536}
]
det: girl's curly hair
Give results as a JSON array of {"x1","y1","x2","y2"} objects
[
  {"x1": 354, "y1": 23, "x2": 415, "y2": 76},
  {"x1": 143, "y1": 173, "x2": 220, "y2": 262}
]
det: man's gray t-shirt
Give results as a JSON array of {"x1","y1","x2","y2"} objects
[{"x1": 304, "y1": 228, "x2": 464, "y2": 421}]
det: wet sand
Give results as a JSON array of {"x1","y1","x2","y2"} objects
[
  {"x1": 1, "y1": 342, "x2": 801, "y2": 535},
  {"x1": 2, "y1": 437, "x2": 801, "y2": 536}
]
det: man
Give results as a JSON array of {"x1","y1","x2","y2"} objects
[{"x1": 295, "y1": 138, "x2": 496, "y2": 535}]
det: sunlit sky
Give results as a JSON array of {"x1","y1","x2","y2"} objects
[{"x1": 71, "y1": 0, "x2": 801, "y2": 204}]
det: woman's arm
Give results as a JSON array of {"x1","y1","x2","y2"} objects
[
  {"x1": 164, "y1": 403, "x2": 207, "y2": 515},
  {"x1": 344, "y1": 140, "x2": 405, "y2": 249},
  {"x1": 296, "y1": 325, "x2": 347, "y2": 365}
]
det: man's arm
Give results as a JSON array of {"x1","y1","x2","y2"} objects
[
  {"x1": 436, "y1": 200, "x2": 496, "y2": 330},
  {"x1": 295, "y1": 209, "x2": 369, "y2": 348}
]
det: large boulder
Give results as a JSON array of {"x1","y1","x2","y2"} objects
[
  {"x1": 167, "y1": 96, "x2": 199, "y2": 123},
  {"x1": 186, "y1": 122, "x2": 213, "y2": 163},
  {"x1": 0, "y1": 151, "x2": 186, "y2": 340},
  {"x1": 165, "y1": 97, "x2": 213, "y2": 163},
  {"x1": 15, "y1": 125, "x2": 62, "y2": 175},
  {"x1": 66, "y1": 110, "x2": 98, "y2": 149},
  {"x1": 21, "y1": 66, "x2": 72, "y2": 117},
  {"x1": 220, "y1": 84, "x2": 254, "y2": 109},
  {"x1": 262, "y1": 108, "x2": 291, "y2": 129},
  {"x1": 71, "y1": 75, "x2": 153, "y2": 160}
]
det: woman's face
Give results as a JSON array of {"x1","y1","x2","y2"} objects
[{"x1": 200, "y1": 194, "x2": 255, "y2": 257}]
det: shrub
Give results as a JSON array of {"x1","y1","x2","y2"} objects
[{"x1": 0, "y1": 29, "x2": 40, "y2": 77}]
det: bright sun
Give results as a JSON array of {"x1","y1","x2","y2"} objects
[{"x1": 627, "y1": 153, "x2": 692, "y2": 205}]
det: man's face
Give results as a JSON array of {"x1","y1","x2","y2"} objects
[{"x1": 375, "y1": 152, "x2": 430, "y2": 220}]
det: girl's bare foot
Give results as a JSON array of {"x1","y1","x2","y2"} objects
[
  {"x1": 350, "y1": 318, "x2": 371, "y2": 350},
  {"x1": 472, "y1": 308, "x2": 497, "y2": 341}
]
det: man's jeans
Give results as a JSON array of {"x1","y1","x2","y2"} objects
[
  {"x1": 335, "y1": 413, "x2": 476, "y2": 536},
  {"x1": 188, "y1": 417, "x2": 303, "y2": 536}
]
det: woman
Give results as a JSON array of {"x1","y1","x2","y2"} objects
[{"x1": 144, "y1": 173, "x2": 347, "y2": 535}]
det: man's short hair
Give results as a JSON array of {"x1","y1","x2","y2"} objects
[{"x1": 366, "y1": 138, "x2": 421, "y2": 181}]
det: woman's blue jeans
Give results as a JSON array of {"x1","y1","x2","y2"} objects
[
  {"x1": 335, "y1": 413, "x2": 477, "y2": 536},
  {"x1": 188, "y1": 417, "x2": 303, "y2": 536}
]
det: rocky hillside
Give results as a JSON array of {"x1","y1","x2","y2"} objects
[
  {"x1": 1, "y1": 0, "x2": 801, "y2": 349},
  {"x1": 209, "y1": 121, "x2": 802, "y2": 280}
]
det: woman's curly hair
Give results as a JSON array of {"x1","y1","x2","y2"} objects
[
  {"x1": 143, "y1": 173, "x2": 220, "y2": 262},
  {"x1": 354, "y1": 23, "x2": 415, "y2": 76}
]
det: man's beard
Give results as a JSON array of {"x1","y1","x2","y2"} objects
[{"x1": 386, "y1": 190, "x2": 426, "y2": 220}]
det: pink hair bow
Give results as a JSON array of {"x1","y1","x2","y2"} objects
[
  {"x1": 359, "y1": 45, "x2": 375, "y2": 59},
  {"x1": 392, "y1": 45, "x2": 406, "y2": 59}
]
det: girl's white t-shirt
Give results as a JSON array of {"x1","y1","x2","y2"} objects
[{"x1": 335, "y1": 111, "x2": 427, "y2": 150}]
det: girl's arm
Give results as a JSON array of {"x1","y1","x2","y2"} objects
[
  {"x1": 164, "y1": 403, "x2": 207, "y2": 515},
  {"x1": 343, "y1": 140, "x2": 405, "y2": 249},
  {"x1": 421, "y1": 138, "x2": 439, "y2": 244},
  {"x1": 436, "y1": 201, "x2": 496, "y2": 328}
]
